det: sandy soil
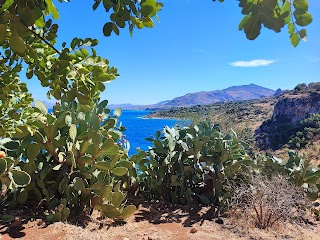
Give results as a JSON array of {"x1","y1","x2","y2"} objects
[{"x1": 1, "y1": 200, "x2": 319, "y2": 240}]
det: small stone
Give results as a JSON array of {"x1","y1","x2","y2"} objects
[
  {"x1": 11, "y1": 217, "x2": 22, "y2": 227},
  {"x1": 122, "y1": 238, "x2": 130, "y2": 240},
  {"x1": 215, "y1": 218, "x2": 224, "y2": 225},
  {"x1": 190, "y1": 228, "x2": 197, "y2": 233},
  {"x1": 36, "y1": 219, "x2": 44, "y2": 226},
  {"x1": 36, "y1": 219, "x2": 47, "y2": 227}
]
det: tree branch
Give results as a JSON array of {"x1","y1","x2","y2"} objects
[{"x1": 29, "y1": 28, "x2": 60, "y2": 55}]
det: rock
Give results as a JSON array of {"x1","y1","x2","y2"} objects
[
  {"x1": 36, "y1": 219, "x2": 47, "y2": 227},
  {"x1": 215, "y1": 218, "x2": 224, "y2": 225},
  {"x1": 11, "y1": 217, "x2": 22, "y2": 227},
  {"x1": 255, "y1": 91, "x2": 320, "y2": 149},
  {"x1": 274, "y1": 88, "x2": 283, "y2": 97},
  {"x1": 190, "y1": 228, "x2": 197, "y2": 233}
]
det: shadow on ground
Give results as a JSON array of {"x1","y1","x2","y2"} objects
[{"x1": 129, "y1": 198, "x2": 221, "y2": 227}]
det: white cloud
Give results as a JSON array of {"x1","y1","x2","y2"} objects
[{"x1": 229, "y1": 59, "x2": 276, "y2": 67}]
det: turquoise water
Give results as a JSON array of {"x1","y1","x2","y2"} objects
[
  {"x1": 48, "y1": 109, "x2": 187, "y2": 156},
  {"x1": 118, "y1": 110, "x2": 187, "y2": 155}
]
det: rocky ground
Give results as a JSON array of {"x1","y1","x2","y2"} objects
[{"x1": 1, "y1": 200, "x2": 319, "y2": 240}]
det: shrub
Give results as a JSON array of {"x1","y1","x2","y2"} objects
[
  {"x1": 0, "y1": 98, "x2": 136, "y2": 222},
  {"x1": 293, "y1": 83, "x2": 307, "y2": 93},
  {"x1": 231, "y1": 174, "x2": 307, "y2": 229},
  {"x1": 131, "y1": 121, "x2": 252, "y2": 207},
  {"x1": 308, "y1": 82, "x2": 320, "y2": 91},
  {"x1": 255, "y1": 150, "x2": 320, "y2": 201},
  {"x1": 288, "y1": 114, "x2": 320, "y2": 149}
]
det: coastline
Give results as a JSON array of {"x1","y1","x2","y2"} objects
[{"x1": 141, "y1": 114, "x2": 190, "y2": 122}]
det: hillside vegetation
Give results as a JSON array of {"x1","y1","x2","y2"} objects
[
  {"x1": 148, "y1": 82, "x2": 320, "y2": 160},
  {"x1": 147, "y1": 97, "x2": 276, "y2": 142}
]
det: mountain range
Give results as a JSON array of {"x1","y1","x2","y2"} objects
[
  {"x1": 41, "y1": 84, "x2": 275, "y2": 109},
  {"x1": 163, "y1": 84, "x2": 275, "y2": 107},
  {"x1": 109, "y1": 84, "x2": 275, "y2": 109}
]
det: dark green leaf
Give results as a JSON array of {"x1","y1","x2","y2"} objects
[
  {"x1": 288, "y1": 22, "x2": 295, "y2": 34},
  {"x1": 293, "y1": 0, "x2": 309, "y2": 12},
  {"x1": 10, "y1": 34, "x2": 27, "y2": 55},
  {"x1": 95, "y1": 162, "x2": 110, "y2": 171},
  {"x1": 239, "y1": 15, "x2": 250, "y2": 30},
  {"x1": 243, "y1": 15, "x2": 261, "y2": 40},
  {"x1": 111, "y1": 167, "x2": 128, "y2": 176},
  {"x1": 290, "y1": 32, "x2": 300, "y2": 47},
  {"x1": 73, "y1": 177, "x2": 86, "y2": 191},
  {"x1": 281, "y1": 1, "x2": 291, "y2": 15},
  {"x1": 10, "y1": 170, "x2": 31, "y2": 187},
  {"x1": 299, "y1": 28, "x2": 307, "y2": 41},
  {"x1": 295, "y1": 12, "x2": 313, "y2": 26},
  {"x1": 0, "y1": 158, "x2": 7, "y2": 175},
  {"x1": 103, "y1": 22, "x2": 113, "y2": 36}
]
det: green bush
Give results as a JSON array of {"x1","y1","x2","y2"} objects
[
  {"x1": 255, "y1": 150, "x2": 320, "y2": 201},
  {"x1": 293, "y1": 83, "x2": 307, "y2": 93},
  {"x1": 288, "y1": 114, "x2": 320, "y2": 149},
  {"x1": 1, "y1": 97, "x2": 136, "y2": 222},
  {"x1": 131, "y1": 121, "x2": 252, "y2": 207}
]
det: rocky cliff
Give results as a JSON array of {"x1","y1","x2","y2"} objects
[
  {"x1": 271, "y1": 93, "x2": 320, "y2": 124},
  {"x1": 255, "y1": 91, "x2": 320, "y2": 149}
]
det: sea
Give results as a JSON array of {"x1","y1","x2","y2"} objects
[
  {"x1": 48, "y1": 109, "x2": 188, "y2": 156},
  {"x1": 117, "y1": 110, "x2": 188, "y2": 156}
]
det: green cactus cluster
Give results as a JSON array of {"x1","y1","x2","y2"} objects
[
  {"x1": 0, "y1": 138, "x2": 31, "y2": 198},
  {"x1": 131, "y1": 121, "x2": 252, "y2": 206},
  {"x1": 130, "y1": 122, "x2": 320, "y2": 216},
  {"x1": 253, "y1": 150, "x2": 320, "y2": 218},
  {"x1": 1, "y1": 99, "x2": 319, "y2": 223},
  {"x1": 256, "y1": 150, "x2": 320, "y2": 201},
  {"x1": 1, "y1": 97, "x2": 135, "y2": 222}
]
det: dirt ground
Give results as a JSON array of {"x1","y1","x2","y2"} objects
[{"x1": 1, "y1": 200, "x2": 320, "y2": 240}]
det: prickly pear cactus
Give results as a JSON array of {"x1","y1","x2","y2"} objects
[
  {"x1": 132, "y1": 121, "x2": 252, "y2": 207},
  {"x1": 257, "y1": 150, "x2": 320, "y2": 201},
  {"x1": 3, "y1": 97, "x2": 136, "y2": 221},
  {"x1": 0, "y1": 138, "x2": 31, "y2": 202}
]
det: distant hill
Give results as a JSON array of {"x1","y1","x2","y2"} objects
[
  {"x1": 105, "y1": 84, "x2": 275, "y2": 109},
  {"x1": 154, "y1": 100, "x2": 170, "y2": 106},
  {"x1": 163, "y1": 84, "x2": 275, "y2": 107}
]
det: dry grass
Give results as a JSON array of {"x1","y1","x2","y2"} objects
[{"x1": 230, "y1": 175, "x2": 308, "y2": 229}]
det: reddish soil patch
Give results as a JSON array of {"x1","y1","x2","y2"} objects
[{"x1": 1, "y1": 200, "x2": 320, "y2": 240}]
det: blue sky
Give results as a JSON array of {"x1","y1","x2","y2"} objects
[{"x1": 23, "y1": 0, "x2": 320, "y2": 105}]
